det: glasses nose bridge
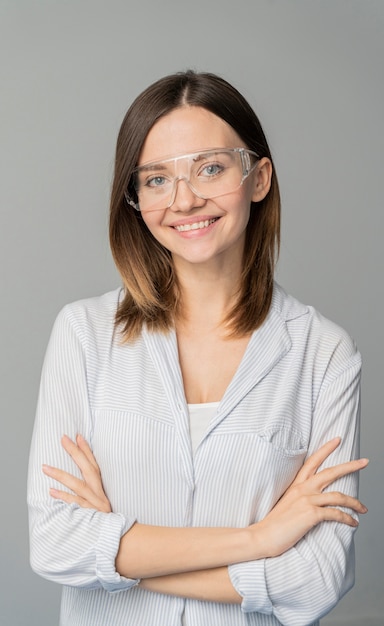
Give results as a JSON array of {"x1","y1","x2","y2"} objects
[
  {"x1": 168, "y1": 175, "x2": 200, "y2": 209},
  {"x1": 173, "y1": 153, "x2": 192, "y2": 182},
  {"x1": 166, "y1": 155, "x2": 197, "y2": 207}
]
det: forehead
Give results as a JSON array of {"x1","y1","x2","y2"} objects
[{"x1": 138, "y1": 106, "x2": 244, "y2": 166}]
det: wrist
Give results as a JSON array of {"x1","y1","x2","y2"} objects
[{"x1": 246, "y1": 522, "x2": 269, "y2": 561}]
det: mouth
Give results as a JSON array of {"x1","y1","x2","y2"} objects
[{"x1": 173, "y1": 218, "x2": 219, "y2": 232}]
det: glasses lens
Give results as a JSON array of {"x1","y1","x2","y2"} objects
[{"x1": 131, "y1": 149, "x2": 254, "y2": 212}]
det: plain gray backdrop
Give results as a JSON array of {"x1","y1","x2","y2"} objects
[{"x1": 1, "y1": 1, "x2": 383, "y2": 624}]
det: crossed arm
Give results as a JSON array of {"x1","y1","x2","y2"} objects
[{"x1": 42, "y1": 434, "x2": 368, "y2": 604}]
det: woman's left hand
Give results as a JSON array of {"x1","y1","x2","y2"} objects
[{"x1": 42, "y1": 434, "x2": 112, "y2": 513}]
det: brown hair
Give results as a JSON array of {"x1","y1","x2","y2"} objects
[{"x1": 110, "y1": 70, "x2": 280, "y2": 340}]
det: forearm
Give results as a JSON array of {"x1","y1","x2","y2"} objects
[
  {"x1": 139, "y1": 567, "x2": 242, "y2": 604},
  {"x1": 115, "y1": 523, "x2": 260, "y2": 579},
  {"x1": 28, "y1": 498, "x2": 137, "y2": 591}
]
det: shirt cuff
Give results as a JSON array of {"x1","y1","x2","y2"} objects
[
  {"x1": 228, "y1": 559, "x2": 273, "y2": 614},
  {"x1": 95, "y1": 512, "x2": 140, "y2": 593}
]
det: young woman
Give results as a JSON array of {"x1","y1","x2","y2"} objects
[{"x1": 28, "y1": 71, "x2": 367, "y2": 626}]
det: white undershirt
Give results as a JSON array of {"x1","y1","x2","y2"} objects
[{"x1": 188, "y1": 402, "x2": 220, "y2": 455}]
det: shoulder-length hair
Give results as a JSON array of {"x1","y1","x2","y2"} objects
[{"x1": 110, "y1": 70, "x2": 280, "y2": 340}]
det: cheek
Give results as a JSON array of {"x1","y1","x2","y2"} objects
[
  {"x1": 141, "y1": 212, "x2": 162, "y2": 235},
  {"x1": 228, "y1": 194, "x2": 252, "y2": 225},
  {"x1": 141, "y1": 212, "x2": 172, "y2": 249},
  {"x1": 215, "y1": 186, "x2": 252, "y2": 214}
]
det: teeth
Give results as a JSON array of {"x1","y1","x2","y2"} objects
[{"x1": 174, "y1": 218, "x2": 217, "y2": 232}]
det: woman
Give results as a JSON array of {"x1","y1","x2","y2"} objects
[{"x1": 28, "y1": 71, "x2": 367, "y2": 626}]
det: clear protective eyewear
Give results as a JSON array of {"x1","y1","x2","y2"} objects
[{"x1": 125, "y1": 147, "x2": 259, "y2": 212}]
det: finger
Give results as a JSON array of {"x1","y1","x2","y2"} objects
[
  {"x1": 62, "y1": 434, "x2": 103, "y2": 488},
  {"x1": 319, "y1": 506, "x2": 359, "y2": 528},
  {"x1": 61, "y1": 436, "x2": 102, "y2": 492},
  {"x1": 49, "y1": 487, "x2": 95, "y2": 509},
  {"x1": 293, "y1": 438, "x2": 342, "y2": 485},
  {"x1": 61, "y1": 435, "x2": 93, "y2": 475},
  {"x1": 43, "y1": 463, "x2": 87, "y2": 496},
  {"x1": 76, "y1": 434, "x2": 100, "y2": 470},
  {"x1": 311, "y1": 491, "x2": 368, "y2": 514},
  {"x1": 313, "y1": 457, "x2": 369, "y2": 491},
  {"x1": 311, "y1": 493, "x2": 369, "y2": 527},
  {"x1": 43, "y1": 463, "x2": 111, "y2": 512}
]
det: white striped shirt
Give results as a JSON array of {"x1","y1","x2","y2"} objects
[{"x1": 28, "y1": 283, "x2": 361, "y2": 626}]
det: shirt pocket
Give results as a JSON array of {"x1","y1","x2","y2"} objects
[
  {"x1": 194, "y1": 426, "x2": 307, "y2": 526},
  {"x1": 257, "y1": 422, "x2": 306, "y2": 457}
]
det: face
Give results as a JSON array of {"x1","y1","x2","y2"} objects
[{"x1": 138, "y1": 106, "x2": 271, "y2": 271}]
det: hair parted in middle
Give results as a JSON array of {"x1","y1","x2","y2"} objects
[{"x1": 110, "y1": 70, "x2": 280, "y2": 341}]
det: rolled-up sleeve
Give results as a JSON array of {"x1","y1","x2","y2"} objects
[
  {"x1": 28, "y1": 305, "x2": 138, "y2": 592},
  {"x1": 229, "y1": 342, "x2": 361, "y2": 626}
]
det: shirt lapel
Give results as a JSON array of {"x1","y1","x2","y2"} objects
[{"x1": 210, "y1": 304, "x2": 292, "y2": 431}]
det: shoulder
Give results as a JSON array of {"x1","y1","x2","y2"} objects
[
  {"x1": 61, "y1": 288, "x2": 122, "y2": 318},
  {"x1": 52, "y1": 288, "x2": 123, "y2": 343},
  {"x1": 272, "y1": 282, "x2": 361, "y2": 377}
]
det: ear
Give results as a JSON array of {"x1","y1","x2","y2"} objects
[{"x1": 251, "y1": 157, "x2": 273, "y2": 202}]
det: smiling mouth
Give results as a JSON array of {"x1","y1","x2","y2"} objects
[{"x1": 173, "y1": 218, "x2": 219, "y2": 232}]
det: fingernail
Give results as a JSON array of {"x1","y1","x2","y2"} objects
[
  {"x1": 361, "y1": 505, "x2": 368, "y2": 513},
  {"x1": 49, "y1": 488, "x2": 59, "y2": 496}
]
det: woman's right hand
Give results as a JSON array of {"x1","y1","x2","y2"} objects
[
  {"x1": 42, "y1": 434, "x2": 112, "y2": 513},
  {"x1": 252, "y1": 437, "x2": 368, "y2": 558}
]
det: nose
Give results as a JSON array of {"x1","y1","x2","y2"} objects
[{"x1": 168, "y1": 177, "x2": 206, "y2": 212}]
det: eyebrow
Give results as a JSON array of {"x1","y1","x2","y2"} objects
[
  {"x1": 192, "y1": 154, "x2": 211, "y2": 163},
  {"x1": 193, "y1": 150, "x2": 230, "y2": 162},
  {"x1": 137, "y1": 163, "x2": 170, "y2": 173},
  {"x1": 137, "y1": 150, "x2": 231, "y2": 172}
]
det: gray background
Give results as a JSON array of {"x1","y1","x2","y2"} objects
[{"x1": 1, "y1": 1, "x2": 383, "y2": 624}]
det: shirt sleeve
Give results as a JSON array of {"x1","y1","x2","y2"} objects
[
  {"x1": 27, "y1": 305, "x2": 139, "y2": 592},
  {"x1": 228, "y1": 338, "x2": 362, "y2": 626}
]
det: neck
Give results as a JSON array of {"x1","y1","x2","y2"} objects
[{"x1": 174, "y1": 257, "x2": 243, "y2": 333}]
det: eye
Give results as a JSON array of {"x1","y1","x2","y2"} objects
[
  {"x1": 200, "y1": 162, "x2": 225, "y2": 178},
  {"x1": 145, "y1": 175, "x2": 168, "y2": 188}
]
